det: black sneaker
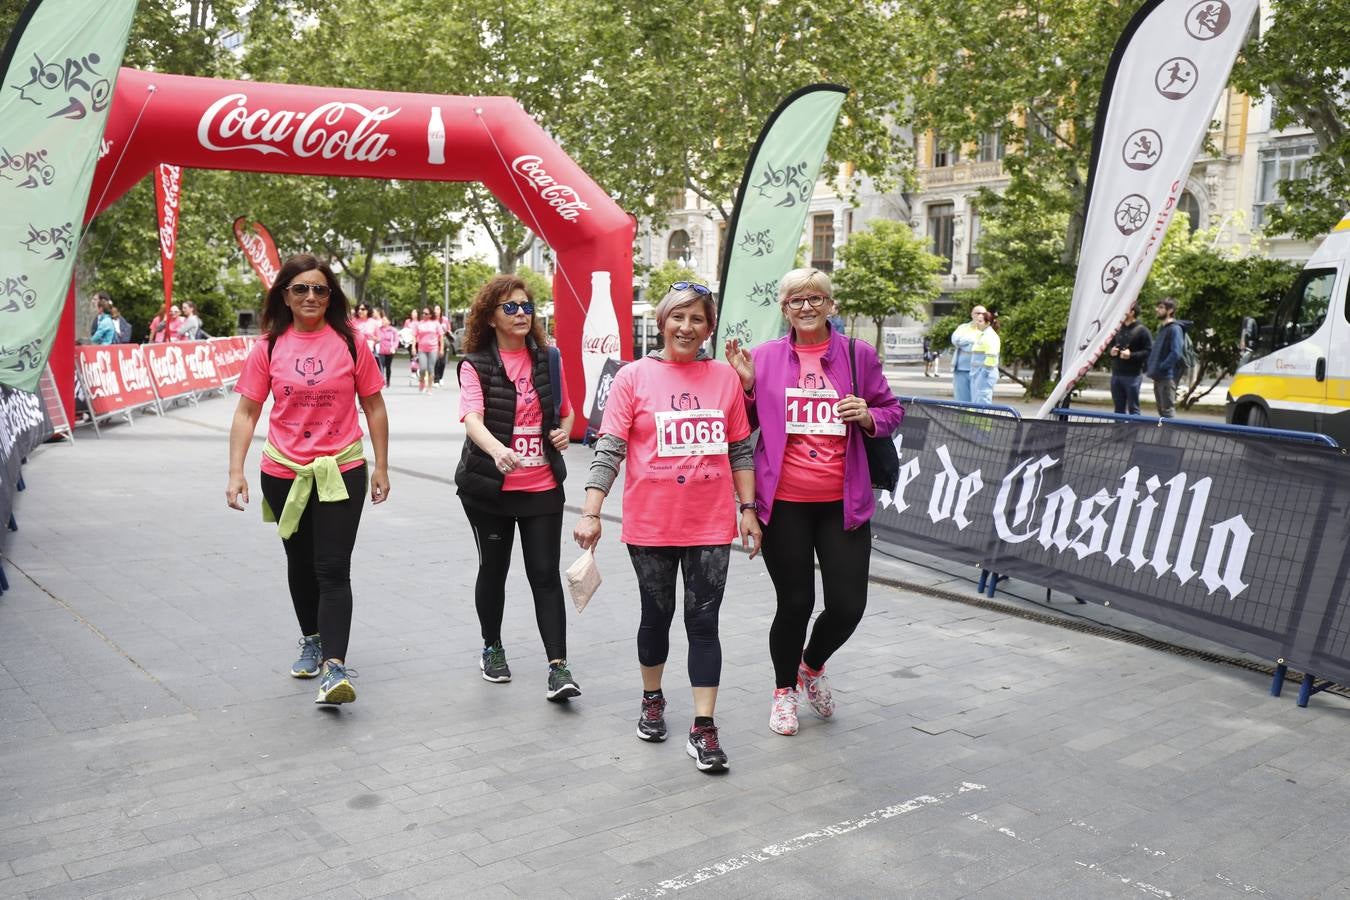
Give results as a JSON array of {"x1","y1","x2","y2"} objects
[
  {"x1": 480, "y1": 644, "x2": 511, "y2": 683},
  {"x1": 687, "y1": 723, "x2": 728, "y2": 772},
  {"x1": 546, "y1": 662, "x2": 581, "y2": 702},
  {"x1": 636, "y1": 694, "x2": 667, "y2": 742}
]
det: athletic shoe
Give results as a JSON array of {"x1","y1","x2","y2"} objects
[
  {"x1": 687, "y1": 723, "x2": 729, "y2": 772},
  {"x1": 636, "y1": 694, "x2": 667, "y2": 742},
  {"x1": 797, "y1": 661, "x2": 835, "y2": 718},
  {"x1": 290, "y1": 634, "x2": 323, "y2": 679},
  {"x1": 480, "y1": 644, "x2": 511, "y2": 683},
  {"x1": 314, "y1": 662, "x2": 357, "y2": 704},
  {"x1": 546, "y1": 661, "x2": 581, "y2": 702},
  {"x1": 769, "y1": 687, "x2": 799, "y2": 735}
]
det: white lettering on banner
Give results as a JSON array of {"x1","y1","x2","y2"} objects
[
  {"x1": 149, "y1": 347, "x2": 187, "y2": 384},
  {"x1": 928, "y1": 445, "x2": 983, "y2": 529},
  {"x1": 117, "y1": 349, "x2": 152, "y2": 392},
  {"x1": 510, "y1": 155, "x2": 592, "y2": 221},
  {"x1": 197, "y1": 93, "x2": 399, "y2": 162},
  {"x1": 990, "y1": 455, "x2": 1251, "y2": 598},
  {"x1": 184, "y1": 344, "x2": 218, "y2": 381},
  {"x1": 237, "y1": 228, "x2": 280, "y2": 286},
  {"x1": 0, "y1": 388, "x2": 44, "y2": 462},
  {"x1": 79, "y1": 350, "x2": 118, "y2": 398},
  {"x1": 158, "y1": 165, "x2": 181, "y2": 259}
]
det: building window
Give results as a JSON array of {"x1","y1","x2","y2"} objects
[
  {"x1": 1176, "y1": 191, "x2": 1201, "y2": 235},
  {"x1": 667, "y1": 229, "x2": 691, "y2": 262},
  {"x1": 1255, "y1": 140, "x2": 1317, "y2": 227},
  {"x1": 933, "y1": 134, "x2": 959, "y2": 168},
  {"x1": 967, "y1": 208, "x2": 983, "y2": 271},
  {"x1": 811, "y1": 214, "x2": 835, "y2": 272},
  {"x1": 977, "y1": 129, "x2": 1004, "y2": 162},
  {"x1": 928, "y1": 203, "x2": 955, "y2": 274}
]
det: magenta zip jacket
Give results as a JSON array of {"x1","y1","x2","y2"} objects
[{"x1": 745, "y1": 328, "x2": 904, "y2": 531}]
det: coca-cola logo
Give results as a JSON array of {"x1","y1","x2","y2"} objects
[
  {"x1": 582, "y1": 334, "x2": 620, "y2": 355},
  {"x1": 118, "y1": 348, "x2": 152, "y2": 392},
  {"x1": 237, "y1": 228, "x2": 280, "y2": 285},
  {"x1": 198, "y1": 93, "x2": 400, "y2": 162},
  {"x1": 511, "y1": 155, "x2": 591, "y2": 222},
  {"x1": 158, "y1": 165, "x2": 181, "y2": 260},
  {"x1": 148, "y1": 346, "x2": 187, "y2": 384}
]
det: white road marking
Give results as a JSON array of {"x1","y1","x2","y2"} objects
[{"x1": 612, "y1": 782, "x2": 987, "y2": 899}]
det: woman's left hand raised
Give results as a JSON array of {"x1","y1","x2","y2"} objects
[{"x1": 548, "y1": 428, "x2": 569, "y2": 451}]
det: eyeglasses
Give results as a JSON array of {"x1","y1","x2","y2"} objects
[
  {"x1": 286, "y1": 283, "x2": 331, "y2": 298},
  {"x1": 672, "y1": 281, "x2": 712, "y2": 296},
  {"x1": 500, "y1": 301, "x2": 535, "y2": 316},
  {"x1": 785, "y1": 294, "x2": 829, "y2": 310}
]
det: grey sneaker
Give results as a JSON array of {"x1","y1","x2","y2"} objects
[
  {"x1": 546, "y1": 662, "x2": 581, "y2": 702},
  {"x1": 291, "y1": 634, "x2": 322, "y2": 679},
  {"x1": 314, "y1": 662, "x2": 357, "y2": 705},
  {"x1": 480, "y1": 644, "x2": 511, "y2": 683}
]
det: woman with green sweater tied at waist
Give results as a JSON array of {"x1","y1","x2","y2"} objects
[{"x1": 226, "y1": 253, "x2": 390, "y2": 706}]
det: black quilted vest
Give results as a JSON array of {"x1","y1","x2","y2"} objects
[{"x1": 454, "y1": 336, "x2": 566, "y2": 500}]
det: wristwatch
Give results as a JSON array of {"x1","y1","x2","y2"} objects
[{"x1": 738, "y1": 501, "x2": 759, "y2": 513}]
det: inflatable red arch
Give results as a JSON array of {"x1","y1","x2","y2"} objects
[{"x1": 55, "y1": 67, "x2": 635, "y2": 436}]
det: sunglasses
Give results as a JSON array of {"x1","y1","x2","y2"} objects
[
  {"x1": 287, "y1": 283, "x2": 331, "y2": 298},
  {"x1": 785, "y1": 294, "x2": 829, "y2": 310},
  {"x1": 500, "y1": 301, "x2": 535, "y2": 315},
  {"x1": 672, "y1": 281, "x2": 712, "y2": 296}
]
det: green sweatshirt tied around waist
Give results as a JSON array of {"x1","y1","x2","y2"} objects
[{"x1": 261, "y1": 439, "x2": 366, "y2": 539}]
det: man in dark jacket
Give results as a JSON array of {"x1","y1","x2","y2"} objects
[
  {"x1": 1145, "y1": 297, "x2": 1186, "y2": 418},
  {"x1": 1107, "y1": 304, "x2": 1152, "y2": 414}
]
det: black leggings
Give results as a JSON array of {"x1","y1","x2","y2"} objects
[
  {"x1": 463, "y1": 504, "x2": 567, "y2": 661},
  {"x1": 626, "y1": 544, "x2": 729, "y2": 688},
  {"x1": 259, "y1": 466, "x2": 367, "y2": 662},
  {"x1": 761, "y1": 500, "x2": 872, "y2": 688},
  {"x1": 377, "y1": 353, "x2": 394, "y2": 386}
]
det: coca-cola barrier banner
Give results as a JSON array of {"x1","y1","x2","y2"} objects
[
  {"x1": 210, "y1": 336, "x2": 255, "y2": 384},
  {"x1": 142, "y1": 340, "x2": 223, "y2": 400},
  {"x1": 233, "y1": 217, "x2": 282, "y2": 290},
  {"x1": 60, "y1": 67, "x2": 638, "y2": 438},
  {"x1": 874, "y1": 404, "x2": 1350, "y2": 684},
  {"x1": 75, "y1": 344, "x2": 158, "y2": 417},
  {"x1": 154, "y1": 164, "x2": 182, "y2": 323}
]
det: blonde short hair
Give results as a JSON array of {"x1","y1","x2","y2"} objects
[
  {"x1": 653, "y1": 283, "x2": 717, "y2": 331},
  {"x1": 777, "y1": 268, "x2": 832, "y2": 304}
]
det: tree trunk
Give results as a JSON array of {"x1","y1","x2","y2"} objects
[
  {"x1": 873, "y1": 317, "x2": 884, "y2": 354},
  {"x1": 1028, "y1": 346, "x2": 1055, "y2": 397}
]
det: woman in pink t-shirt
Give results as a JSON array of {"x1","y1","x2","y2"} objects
[
  {"x1": 572, "y1": 282, "x2": 762, "y2": 774},
  {"x1": 375, "y1": 312, "x2": 400, "y2": 387},
  {"x1": 352, "y1": 303, "x2": 381, "y2": 353},
  {"x1": 413, "y1": 308, "x2": 443, "y2": 393},
  {"x1": 455, "y1": 275, "x2": 578, "y2": 702},
  {"x1": 725, "y1": 267, "x2": 903, "y2": 737},
  {"x1": 226, "y1": 253, "x2": 390, "y2": 707}
]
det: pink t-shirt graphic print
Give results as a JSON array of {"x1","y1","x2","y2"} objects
[{"x1": 458, "y1": 348, "x2": 572, "y2": 493}]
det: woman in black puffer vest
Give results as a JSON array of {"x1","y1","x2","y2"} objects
[{"x1": 455, "y1": 275, "x2": 579, "y2": 702}]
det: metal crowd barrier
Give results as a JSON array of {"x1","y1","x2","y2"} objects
[{"x1": 1049, "y1": 407, "x2": 1341, "y2": 449}]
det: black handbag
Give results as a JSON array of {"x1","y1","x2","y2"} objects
[{"x1": 848, "y1": 338, "x2": 901, "y2": 492}]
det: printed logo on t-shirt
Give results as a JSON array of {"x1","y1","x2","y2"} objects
[
  {"x1": 516, "y1": 375, "x2": 541, "y2": 426},
  {"x1": 670, "y1": 392, "x2": 700, "y2": 411},
  {"x1": 294, "y1": 356, "x2": 326, "y2": 386}
]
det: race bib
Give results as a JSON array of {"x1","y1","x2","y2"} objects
[
  {"x1": 654, "y1": 409, "x2": 728, "y2": 458},
  {"x1": 785, "y1": 388, "x2": 845, "y2": 436},
  {"x1": 511, "y1": 424, "x2": 548, "y2": 467}
]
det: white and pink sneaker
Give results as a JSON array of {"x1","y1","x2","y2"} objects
[
  {"x1": 769, "y1": 687, "x2": 799, "y2": 735},
  {"x1": 797, "y1": 661, "x2": 834, "y2": 718}
]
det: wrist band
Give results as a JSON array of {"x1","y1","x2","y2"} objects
[{"x1": 581, "y1": 513, "x2": 600, "y2": 519}]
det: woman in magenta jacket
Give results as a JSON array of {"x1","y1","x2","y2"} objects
[{"x1": 725, "y1": 267, "x2": 903, "y2": 737}]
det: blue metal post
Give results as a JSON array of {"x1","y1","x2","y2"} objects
[{"x1": 1271, "y1": 663, "x2": 1287, "y2": 697}]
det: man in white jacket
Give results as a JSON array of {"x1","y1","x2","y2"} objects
[{"x1": 949, "y1": 305, "x2": 986, "y2": 403}]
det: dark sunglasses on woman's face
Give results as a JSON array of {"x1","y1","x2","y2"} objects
[
  {"x1": 672, "y1": 281, "x2": 711, "y2": 296},
  {"x1": 287, "y1": 283, "x2": 331, "y2": 298},
  {"x1": 500, "y1": 301, "x2": 534, "y2": 316}
]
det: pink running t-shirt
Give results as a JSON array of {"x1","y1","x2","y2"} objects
[
  {"x1": 235, "y1": 325, "x2": 385, "y2": 480},
  {"x1": 414, "y1": 320, "x2": 441, "y2": 353},
  {"x1": 775, "y1": 339, "x2": 846, "y2": 503},
  {"x1": 458, "y1": 348, "x2": 572, "y2": 493},
  {"x1": 353, "y1": 316, "x2": 380, "y2": 348},
  {"x1": 599, "y1": 356, "x2": 751, "y2": 546}
]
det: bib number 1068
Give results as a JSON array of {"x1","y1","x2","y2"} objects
[{"x1": 655, "y1": 409, "x2": 727, "y2": 457}]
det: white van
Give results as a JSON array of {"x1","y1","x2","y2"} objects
[{"x1": 1226, "y1": 215, "x2": 1350, "y2": 442}]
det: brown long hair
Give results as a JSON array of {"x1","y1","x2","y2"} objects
[
  {"x1": 462, "y1": 274, "x2": 547, "y2": 353},
  {"x1": 262, "y1": 253, "x2": 357, "y2": 348}
]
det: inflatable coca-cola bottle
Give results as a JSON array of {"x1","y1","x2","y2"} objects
[{"x1": 581, "y1": 270, "x2": 620, "y2": 419}]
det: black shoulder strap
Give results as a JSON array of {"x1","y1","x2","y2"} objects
[
  {"x1": 847, "y1": 337, "x2": 859, "y2": 395},
  {"x1": 547, "y1": 346, "x2": 562, "y2": 428}
]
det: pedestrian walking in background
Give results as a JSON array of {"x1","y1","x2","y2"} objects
[
  {"x1": 352, "y1": 302, "x2": 380, "y2": 353},
  {"x1": 724, "y1": 267, "x2": 903, "y2": 737},
  {"x1": 1146, "y1": 297, "x2": 1187, "y2": 419},
  {"x1": 376, "y1": 312, "x2": 399, "y2": 387},
  {"x1": 969, "y1": 309, "x2": 1000, "y2": 405},
  {"x1": 922, "y1": 335, "x2": 938, "y2": 377},
  {"x1": 413, "y1": 308, "x2": 442, "y2": 393},
  {"x1": 110, "y1": 306, "x2": 133, "y2": 344},
  {"x1": 455, "y1": 275, "x2": 579, "y2": 702},
  {"x1": 949, "y1": 304, "x2": 986, "y2": 402},
  {"x1": 574, "y1": 281, "x2": 761, "y2": 774},
  {"x1": 434, "y1": 303, "x2": 450, "y2": 384},
  {"x1": 1108, "y1": 304, "x2": 1152, "y2": 415},
  {"x1": 226, "y1": 253, "x2": 390, "y2": 706},
  {"x1": 176, "y1": 301, "x2": 202, "y2": 341}
]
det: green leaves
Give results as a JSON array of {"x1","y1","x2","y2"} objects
[{"x1": 833, "y1": 219, "x2": 943, "y2": 347}]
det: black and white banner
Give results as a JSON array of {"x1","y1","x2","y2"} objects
[
  {"x1": 0, "y1": 384, "x2": 53, "y2": 541},
  {"x1": 875, "y1": 405, "x2": 1350, "y2": 685},
  {"x1": 1039, "y1": 0, "x2": 1259, "y2": 415}
]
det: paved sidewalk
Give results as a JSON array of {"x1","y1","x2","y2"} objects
[{"x1": 2, "y1": 380, "x2": 1349, "y2": 899}]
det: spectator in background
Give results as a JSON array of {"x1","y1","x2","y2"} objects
[
  {"x1": 1108, "y1": 304, "x2": 1152, "y2": 415},
  {"x1": 149, "y1": 304, "x2": 181, "y2": 343},
  {"x1": 90, "y1": 306, "x2": 117, "y2": 345},
  {"x1": 176, "y1": 301, "x2": 203, "y2": 341},
  {"x1": 922, "y1": 335, "x2": 938, "y2": 378},
  {"x1": 949, "y1": 305, "x2": 986, "y2": 403},
  {"x1": 89, "y1": 291, "x2": 112, "y2": 337},
  {"x1": 969, "y1": 310, "x2": 1001, "y2": 404},
  {"x1": 110, "y1": 306, "x2": 132, "y2": 344},
  {"x1": 433, "y1": 303, "x2": 450, "y2": 385},
  {"x1": 1146, "y1": 297, "x2": 1186, "y2": 419},
  {"x1": 375, "y1": 312, "x2": 399, "y2": 387},
  {"x1": 412, "y1": 307, "x2": 442, "y2": 393}
]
